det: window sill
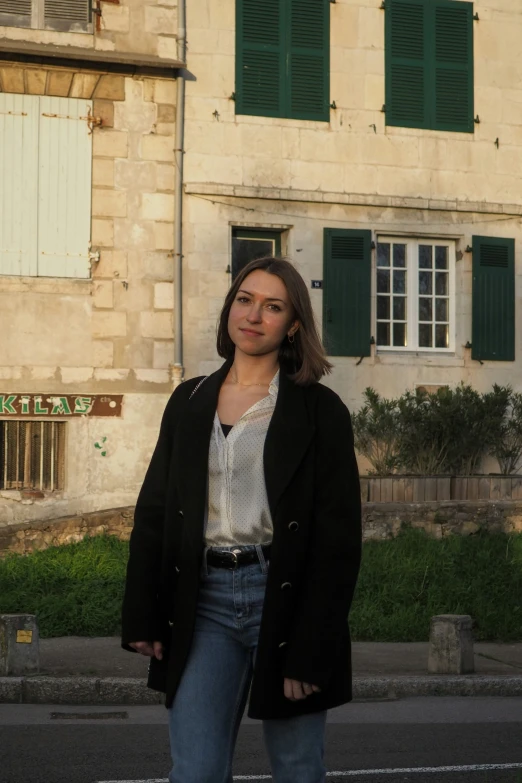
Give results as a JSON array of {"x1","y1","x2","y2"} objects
[
  {"x1": 375, "y1": 351, "x2": 464, "y2": 367},
  {"x1": 0, "y1": 276, "x2": 92, "y2": 295}
]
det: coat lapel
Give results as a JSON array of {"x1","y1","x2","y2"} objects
[
  {"x1": 173, "y1": 359, "x2": 315, "y2": 546},
  {"x1": 264, "y1": 368, "x2": 315, "y2": 518}
]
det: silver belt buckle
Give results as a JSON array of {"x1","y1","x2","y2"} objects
[{"x1": 228, "y1": 548, "x2": 242, "y2": 570}]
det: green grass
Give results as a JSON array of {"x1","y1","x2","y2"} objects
[{"x1": 0, "y1": 529, "x2": 521, "y2": 641}]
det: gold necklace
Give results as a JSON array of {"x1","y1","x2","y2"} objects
[{"x1": 230, "y1": 370, "x2": 271, "y2": 387}]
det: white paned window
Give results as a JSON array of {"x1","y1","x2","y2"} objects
[
  {"x1": 376, "y1": 237, "x2": 455, "y2": 352},
  {"x1": 0, "y1": 0, "x2": 92, "y2": 33},
  {"x1": 0, "y1": 94, "x2": 92, "y2": 279}
]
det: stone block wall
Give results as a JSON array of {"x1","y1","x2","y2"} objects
[
  {"x1": 1, "y1": 500, "x2": 521, "y2": 556},
  {"x1": 0, "y1": 0, "x2": 178, "y2": 61}
]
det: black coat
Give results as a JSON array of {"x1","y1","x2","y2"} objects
[{"x1": 121, "y1": 358, "x2": 362, "y2": 720}]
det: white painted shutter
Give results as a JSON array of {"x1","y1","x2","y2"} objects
[
  {"x1": 0, "y1": 94, "x2": 39, "y2": 276},
  {"x1": 37, "y1": 96, "x2": 92, "y2": 278}
]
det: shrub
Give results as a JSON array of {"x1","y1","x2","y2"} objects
[
  {"x1": 352, "y1": 388, "x2": 401, "y2": 475},
  {"x1": 353, "y1": 383, "x2": 513, "y2": 476}
]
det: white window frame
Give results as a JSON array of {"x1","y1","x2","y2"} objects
[
  {"x1": 0, "y1": 0, "x2": 93, "y2": 33},
  {"x1": 375, "y1": 236, "x2": 456, "y2": 354}
]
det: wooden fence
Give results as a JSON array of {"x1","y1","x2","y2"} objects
[{"x1": 361, "y1": 476, "x2": 522, "y2": 503}]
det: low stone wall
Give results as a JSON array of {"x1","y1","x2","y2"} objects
[
  {"x1": 0, "y1": 507, "x2": 134, "y2": 556},
  {"x1": 1, "y1": 500, "x2": 522, "y2": 556},
  {"x1": 363, "y1": 501, "x2": 522, "y2": 540}
]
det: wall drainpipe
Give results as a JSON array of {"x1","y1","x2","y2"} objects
[{"x1": 170, "y1": 0, "x2": 186, "y2": 390}]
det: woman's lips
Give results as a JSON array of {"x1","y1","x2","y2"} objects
[{"x1": 240, "y1": 328, "x2": 263, "y2": 336}]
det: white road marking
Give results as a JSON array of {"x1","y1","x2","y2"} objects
[{"x1": 97, "y1": 762, "x2": 522, "y2": 782}]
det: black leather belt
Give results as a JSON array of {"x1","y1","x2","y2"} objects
[{"x1": 206, "y1": 545, "x2": 271, "y2": 570}]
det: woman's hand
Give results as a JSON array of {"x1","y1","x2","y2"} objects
[
  {"x1": 283, "y1": 678, "x2": 322, "y2": 701},
  {"x1": 129, "y1": 641, "x2": 164, "y2": 660}
]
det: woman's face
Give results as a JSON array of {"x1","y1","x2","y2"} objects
[{"x1": 228, "y1": 269, "x2": 298, "y2": 357}]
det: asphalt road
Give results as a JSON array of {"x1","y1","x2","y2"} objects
[{"x1": 1, "y1": 698, "x2": 522, "y2": 783}]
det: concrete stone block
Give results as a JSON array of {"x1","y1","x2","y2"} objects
[
  {"x1": 135, "y1": 369, "x2": 170, "y2": 384},
  {"x1": 154, "y1": 282, "x2": 174, "y2": 310},
  {"x1": 93, "y1": 99, "x2": 115, "y2": 129},
  {"x1": 92, "y1": 311, "x2": 127, "y2": 338},
  {"x1": 92, "y1": 189, "x2": 127, "y2": 218},
  {"x1": 142, "y1": 193, "x2": 175, "y2": 222},
  {"x1": 0, "y1": 67, "x2": 24, "y2": 93},
  {"x1": 28, "y1": 366, "x2": 58, "y2": 381},
  {"x1": 22, "y1": 677, "x2": 98, "y2": 705},
  {"x1": 153, "y1": 341, "x2": 173, "y2": 369},
  {"x1": 69, "y1": 73, "x2": 100, "y2": 99},
  {"x1": 113, "y1": 279, "x2": 152, "y2": 312},
  {"x1": 114, "y1": 82, "x2": 156, "y2": 133},
  {"x1": 157, "y1": 36, "x2": 178, "y2": 60},
  {"x1": 98, "y1": 677, "x2": 163, "y2": 705},
  {"x1": 60, "y1": 367, "x2": 94, "y2": 384},
  {"x1": 93, "y1": 369, "x2": 129, "y2": 382},
  {"x1": 142, "y1": 78, "x2": 155, "y2": 102},
  {"x1": 139, "y1": 312, "x2": 173, "y2": 339},
  {"x1": 156, "y1": 164, "x2": 175, "y2": 192},
  {"x1": 0, "y1": 677, "x2": 22, "y2": 703},
  {"x1": 91, "y1": 218, "x2": 114, "y2": 248},
  {"x1": 93, "y1": 280, "x2": 114, "y2": 309},
  {"x1": 154, "y1": 79, "x2": 177, "y2": 105},
  {"x1": 25, "y1": 69, "x2": 47, "y2": 95},
  {"x1": 46, "y1": 70, "x2": 74, "y2": 97},
  {"x1": 93, "y1": 250, "x2": 127, "y2": 279},
  {"x1": 141, "y1": 134, "x2": 174, "y2": 162},
  {"x1": 139, "y1": 250, "x2": 173, "y2": 278},
  {"x1": 100, "y1": 4, "x2": 130, "y2": 33},
  {"x1": 93, "y1": 130, "x2": 128, "y2": 159},
  {"x1": 94, "y1": 75, "x2": 126, "y2": 102},
  {"x1": 114, "y1": 219, "x2": 156, "y2": 251},
  {"x1": 145, "y1": 5, "x2": 177, "y2": 35},
  {"x1": 114, "y1": 160, "x2": 157, "y2": 191},
  {"x1": 0, "y1": 615, "x2": 39, "y2": 676},
  {"x1": 92, "y1": 158, "x2": 115, "y2": 188},
  {"x1": 157, "y1": 104, "x2": 176, "y2": 123},
  {"x1": 428, "y1": 614, "x2": 475, "y2": 675},
  {"x1": 92, "y1": 340, "x2": 114, "y2": 368}
]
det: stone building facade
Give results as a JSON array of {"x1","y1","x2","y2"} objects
[
  {"x1": 2, "y1": 0, "x2": 522, "y2": 525},
  {"x1": 0, "y1": 0, "x2": 181, "y2": 525},
  {"x1": 182, "y1": 0, "x2": 522, "y2": 417}
]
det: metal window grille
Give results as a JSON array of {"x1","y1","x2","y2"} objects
[{"x1": 0, "y1": 420, "x2": 66, "y2": 491}]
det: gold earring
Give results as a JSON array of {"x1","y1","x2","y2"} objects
[{"x1": 288, "y1": 333, "x2": 295, "y2": 344}]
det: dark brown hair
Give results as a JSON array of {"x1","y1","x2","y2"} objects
[{"x1": 216, "y1": 257, "x2": 333, "y2": 386}]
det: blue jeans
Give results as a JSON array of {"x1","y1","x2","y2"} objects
[{"x1": 168, "y1": 545, "x2": 327, "y2": 783}]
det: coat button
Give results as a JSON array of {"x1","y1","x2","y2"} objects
[
  {"x1": 288, "y1": 520, "x2": 299, "y2": 531},
  {"x1": 175, "y1": 566, "x2": 180, "y2": 573},
  {"x1": 281, "y1": 581, "x2": 292, "y2": 590},
  {"x1": 168, "y1": 620, "x2": 174, "y2": 627},
  {"x1": 178, "y1": 510, "x2": 184, "y2": 517},
  {"x1": 278, "y1": 641, "x2": 287, "y2": 648}
]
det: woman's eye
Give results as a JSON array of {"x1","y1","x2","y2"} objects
[
  {"x1": 237, "y1": 296, "x2": 249, "y2": 303},
  {"x1": 268, "y1": 304, "x2": 281, "y2": 311}
]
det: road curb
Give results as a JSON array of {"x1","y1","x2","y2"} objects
[{"x1": 1, "y1": 675, "x2": 521, "y2": 705}]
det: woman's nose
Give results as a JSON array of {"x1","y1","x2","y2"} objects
[{"x1": 247, "y1": 305, "x2": 263, "y2": 322}]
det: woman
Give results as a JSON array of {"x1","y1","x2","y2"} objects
[{"x1": 121, "y1": 257, "x2": 362, "y2": 783}]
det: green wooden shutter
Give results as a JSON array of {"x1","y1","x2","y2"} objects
[
  {"x1": 287, "y1": 0, "x2": 329, "y2": 121},
  {"x1": 323, "y1": 229, "x2": 372, "y2": 357},
  {"x1": 385, "y1": 0, "x2": 427, "y2": 129},
  {"x1": 386, "y1": 0, "x2": 474, "y2": 132},
  {"x1": 472, "y1": 236, "x2": 515, "y2": 362},
  {"x1": 236, "y1": 0, "x2": 284, "y2": 118},
  {"x1": 432, "y1": 0, "x2": 474, "y2": 132}
]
